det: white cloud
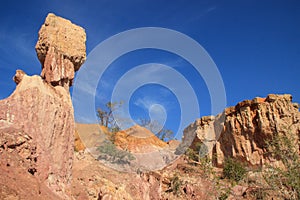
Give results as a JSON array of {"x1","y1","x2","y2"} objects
[{"x1": 134, "y1": 96, "x2": 156, "y2": 110}]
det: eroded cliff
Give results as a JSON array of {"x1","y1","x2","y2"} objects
[{"x1": 183, "y1": 94, "x2": 300, "y2": 167}]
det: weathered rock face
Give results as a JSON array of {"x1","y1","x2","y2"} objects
[
  {"x1": 0, "y1": 129, "x2": 60, "y2": 200},
  {"x1": 82, "y1": 125, "x2": 178, "y2": 172},
  {"x1": 114, "y1": 125, "x2": 168, "y2": 153},
  {"x1": 0, "y1": 13, "x2": 86, "y2": 199},
  {"x1": 177, "y1": 114, "x2": 225, "y2": 157},
  {"x1": 35, "y1": 13, "x2": 86, "y2": 89},
  {"x1": 0, "y1": 74, "x2": 74, "y2": 198},
  {"x1": 74, "y1": 129, "x2": 86, "y2": 152},
  {"x1": 72, "y1": 151, "x2": 216, "y2": 200},
  {"x1": 183, "y1": 94, "x2": 300, "y2": 167}
]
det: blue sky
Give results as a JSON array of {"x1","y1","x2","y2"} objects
[{"x1": 0, "y1": 0, "x2": 299, "y2": 139}]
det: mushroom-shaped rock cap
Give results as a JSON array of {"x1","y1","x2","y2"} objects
[{"x1": 35, "y1": 13, "x2": 86, "y2": 71}]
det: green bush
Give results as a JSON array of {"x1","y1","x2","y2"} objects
[
  {"x1": 218, "y1": 190, "x2": 230, "y2": 200},
  {"x1": 185, "y1": 142, "x2": 208, "y2": 163},
  {"x1": 222, "y1": 157, "x2": 246, "y2": 182},
  {"x1": 185, "y1": 148, "x2": 199, "y2": 163},
  {"x1": 97, "y1": 140, "x2": 135, "y2": 165},
  {"x1": 264, "y1": 132, "x2": 300, "y2": 199},
  {"x1": 170, "y1": 173, "x2": 182, "y2": 196}
]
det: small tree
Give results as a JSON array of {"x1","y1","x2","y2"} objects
[
  {"x1": 185, "y1": 142, "x2": 207, "y2": 163},
  {"x1": 97, "y1": 101, "x2": 123, "y2": 132},
  {"x1": 137, "y1": 118, "x2": 173, "y2": 141},
  {"x1": 157, "y1": 129, "x2": 173, "y2": 141}
]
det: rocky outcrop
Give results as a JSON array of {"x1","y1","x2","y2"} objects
[
  {"x1": 72, "y1": 151, "x2": 216, "y2": 200},
  {"x1": 0, "y1": 13, "x2": 86, "y2": 198},
  {"x1": 82, "y1": 125, "x2": 178, "y2": 172},
  {"x1": 114, "y1": 125, "x2": 168, "y2": 153},
  {"x1": 0, "y1": 131, "x2": 60, "y2": 200},
  {"x1": 0, "y1": 73, "x2": 75, "y2": 198},
  {"x1": 36, "y1": 13, "x2": 86, "y2": 89},
  {"x1": 183, "y1": 94, "x2": 300, "y2": 167}
]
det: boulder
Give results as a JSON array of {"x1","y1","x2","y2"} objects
[{"x1": 35, "y1": 13, "x2": 86, "y2": 89}]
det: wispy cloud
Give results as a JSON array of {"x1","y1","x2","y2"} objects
[
  {"x1": 206, "y1": 6, "x2": 217, "y2": 13},
  {"x1": 134, "y1": 96, "x2": 159, "y2": 110},
  {"x1": 73, "y1": 77, "x2": 97, "y2": 97},
  {"x1": 0, "y1": 29, "x2": 37, "y2": 64},
  {"x1": 163, "y1": 57, "x2": 188, "y2": 69},
  {"x1": 186, "y1": 5, "x2": 218, "y2": 23}
]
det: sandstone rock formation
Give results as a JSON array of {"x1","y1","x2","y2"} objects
[
  {"x1": 74, "y1": 129, "x2": 86, "y2": 152},
  {"x1": 0, "y1": 134, "x2": 60, "y2": 200},
  {"x1": 78, "y1": 125, "x2": 179, "y2": 172},
  {"x1": 71, "y1": 151, "x2": 216, "y2": 200},
  {"x1": 0, "y1": 13, "x2": 86, "y2": 199},
  {"x1": 111, "y1": 125, "x2": 178, "y2": 172},
  {"x1": 75, "y1": 124, "x2": 170, "y2": 154},
  {"x1": 36, "y1": 13, "x2": 86, "y2": 89},
  {"x1": 183, "y1": 94, "x2": 300, "y2": 167},
  {"x1": 75, "y1": 123, "x2": 107, "y2": 149},
  {"x1": 0, "y1": 73, "x2": 75, "y2": 199},
  {"x1": 114, "y1": 125, "x2": 168, "y2": 153}
]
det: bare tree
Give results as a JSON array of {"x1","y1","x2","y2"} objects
[
  {"x1": 138, "y1": 118, "x2": 173, "y2": 141},
  {"x1": 97, "y1": 101, "x2": 123, "y2": 132}
]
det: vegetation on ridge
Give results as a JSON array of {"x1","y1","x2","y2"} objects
[
  {"x1": 97, "y1": 101, "x2": 174, "y2": 141},
  {"x1": 97, "y1": 139, "x2": 135, "y2": 165}
]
